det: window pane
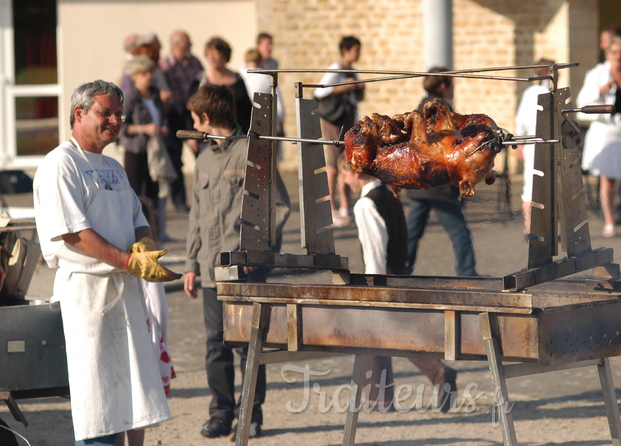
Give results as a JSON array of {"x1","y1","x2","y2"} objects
[
  {"x1": 15, "y1": 96, "x2": 59, "y2": 156},
  {"x1": 13, "y1": 0, "x2": 58, "y2": 85}
]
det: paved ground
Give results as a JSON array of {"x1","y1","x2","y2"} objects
[{"x1": 4, "y1": 170, "x2": 621, "y2": 445}]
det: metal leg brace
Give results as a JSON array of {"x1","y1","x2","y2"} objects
[
  {"x1": 480, "y1": 312, "x2": 621, "y2": 446},
  {"x1": 479, "y1": 312, "x2": 518, "y2": 446},
  {"x1": 236, "y1": 302, "x2": 270, "y2": 446},
  {"x1": 342, "y1": 354, "x2": 366, "y2": 446}
]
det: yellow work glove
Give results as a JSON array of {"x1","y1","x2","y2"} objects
[
  {"x1": 125, "y1": 250, "x2": 182, "y2": 282},
  {"x1": 128, "y1": 236, "x2": 157, "y2": 253}
]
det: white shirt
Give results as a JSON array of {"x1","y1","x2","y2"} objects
[
  {"x1": 33, "y1": 140, "x2": 148, "y2": 268},
  {"x1": 515, "y1": 81, "x2": 549, "y2": 138},
  {"x1": 239, "y1": 67, "x2": 285, "y2": 125},
  {"x1": 353, "y1": 179, "x2": 388, "y2": 274},
  {"x1": 313, "y1": 62, "x2": 361, "y2": 121},
  {"x1": 576, "y1": 61, "x2": 618, "y2": 123}
]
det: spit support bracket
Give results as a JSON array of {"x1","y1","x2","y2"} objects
[
  {"x1": 502, "y1": 64, "x2": 618, "y2": 291},
  {"x1": 216, "y1": 89, "x2": 347, "y2": 276}
]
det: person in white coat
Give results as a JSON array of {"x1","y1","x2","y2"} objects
[
  {"x1": 578, "y1": 36, "x2": 621, "y2": 237},
  {"x1": 514, "y1": 59, "x2": 554, "y2": 233},
  {"x1": 33, "y1": 80, "x2": 180, "y2": 445}
]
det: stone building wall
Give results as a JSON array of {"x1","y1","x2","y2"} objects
[{"x1": 256, "y1": 0, "x2": 599, "y2": 171}]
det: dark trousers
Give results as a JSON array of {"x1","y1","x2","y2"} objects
[
  {"x1": 202, "y1": 287, "x2": 265, "y2": 425},
  {"x1": 124, "y1": 151, "x2": 159, "y2": 211},
  {"x1": 165, "y1": 113, "x2": 188, "y2": 209},
  {"x1": 407, "y1": 198, "x2": 477, "y2": 276}
]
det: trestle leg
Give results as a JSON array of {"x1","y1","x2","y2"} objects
[
  {"x1": 0, "y1": 391, "x2": 27, "y2": 427},
  {"x1": 479, "y1": 312, "x2": 518, "y2": 446},
  {"x1": 236, "y1": 302, "x2": 270, "y2": 446},
  {"x1": 342, "y1": 354, "x2": 366, "y2": 446},
  {"x1": 597, "y1": 358, "x2": 621, "y2": 446}
]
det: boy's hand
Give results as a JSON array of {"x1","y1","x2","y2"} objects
[{"x1": 184, "y1": 271, "x2": 198, "y2": 298}]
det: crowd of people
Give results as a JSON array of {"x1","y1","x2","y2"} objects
[{"x1": 29, "y1": 23, "x2": 621, "y2": 445}]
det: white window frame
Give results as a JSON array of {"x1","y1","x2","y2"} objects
[{"x1": 0, "y1": 0, "x2": 61, "y2": 170}]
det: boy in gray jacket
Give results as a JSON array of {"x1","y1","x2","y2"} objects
[{"x1": 183, "y1": 84, "x2": 290, "y2": 439}]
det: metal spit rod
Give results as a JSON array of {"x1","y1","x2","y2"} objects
[
  {"x1": 177, "y1": 129, "x2": 560, "y2": 149},
  {"x1": 176, "y1": 129, "x2": 345, "y2": 146},
  {"x1": 248, "y1": 62, "x2": 579, "y2": 89}
]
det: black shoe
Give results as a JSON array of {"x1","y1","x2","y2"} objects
[
  {"x1": 200, "y1": 418, "x2": 231, "y2": 438},
  {"x1": 439, "y1": 367, "x2": 457, "y2": 413},
  {"x1": 175, "y1": 203, "x2": 190, "y2": 213}
]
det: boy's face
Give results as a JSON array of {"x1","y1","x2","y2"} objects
[
  {"x1": 342, "y1": 44, "x2": 361, "y2": 64},
  {"x1": 340, "y1": 169, "x2": 362, "y2": 194},
  {"x1": 191, "y1": 111, "x2": 210, "y2": 133}
]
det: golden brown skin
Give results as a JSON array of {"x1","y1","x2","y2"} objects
[{"x1": 344, "y1": 98, "x2": 502, "y2": 197}]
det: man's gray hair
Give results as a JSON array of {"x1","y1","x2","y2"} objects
[{"x1": 70, "y1": 80, "x2": 123, "y2": 129}]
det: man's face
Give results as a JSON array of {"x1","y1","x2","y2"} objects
[
  {"x1": 174, "y1": 33, "x2": 191, "y2": 59},
  {"x1": 75, "y1": 94, "x2": 123, "y2": 151},
  {"x1": 257, "y1": 38, "x2": 273, "y2": 60}
]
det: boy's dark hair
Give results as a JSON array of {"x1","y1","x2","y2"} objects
[
  {"x1": 257, "y1": 32, "x2": 273, "y2": 44},
  {"x1": 339, "y1": 35, "x2": 361, "y2": 52},
  {"x1": 423, "y1": 66, "x2": 452, "y2": 96},
  {"x1": 205, "y1": 36, "x2": 232, "y2": 63},
  {"x1": 187, "y1": 84, "x2": 237, "y2": 129}
]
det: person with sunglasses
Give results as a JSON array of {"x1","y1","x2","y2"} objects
[{"x1": 33, "y1": 79, "x2": 180, "y2": 445}]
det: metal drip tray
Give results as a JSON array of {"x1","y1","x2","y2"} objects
[{"x1": 219, "y1": 277, "x2": 621, "y2": 366}]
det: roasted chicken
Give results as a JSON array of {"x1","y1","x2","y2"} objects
[{"x1": 344, "y1": 98, "x2": 503, "y2": 197}]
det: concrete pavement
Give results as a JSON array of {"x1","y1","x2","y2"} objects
[{"x1": 7, "y1": 169, "x2": 621, "y2": 445}]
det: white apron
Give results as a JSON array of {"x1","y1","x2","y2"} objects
[{"x1": 54, "y1": 144, "x2": 171, "y2": 441}]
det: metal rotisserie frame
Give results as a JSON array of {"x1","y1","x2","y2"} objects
[{"x1": 201, "y1": 63, "x2": 621, "y2": 446}]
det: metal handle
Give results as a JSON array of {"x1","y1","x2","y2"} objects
[
  {"x1": 562, "y1": 105, "x2": 616, "y2": 115},
  {"x1": 176, "y1": 130, "x2": 208, "y2": 140},
  {"x1": 580, "y1": 104, "x2": 616, "y2": 114}
]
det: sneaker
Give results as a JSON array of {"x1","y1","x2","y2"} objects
[
  {"x1": 603, "y1": 224, "x2": 616, "y2": 238},
  {"x1": 229, "y1": 421, "x2": 261, "y2": 441},
  {"x1": 332, "y1": 209, "x2": 351, "y2": 228},
  {"x1": 438, "y1": 367, "x2": 457, "y2": 413},
  {"x1": 200, "y1": 418, "x2": 231, "y2": 438}
]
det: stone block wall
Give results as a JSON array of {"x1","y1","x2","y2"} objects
[{"x1": 256, "y1": 0, "x2": 599, "y2": 172}]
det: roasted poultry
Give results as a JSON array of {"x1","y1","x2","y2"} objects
[{"x1": 344, "y1": 98, "x2": 503, "y2": 197}]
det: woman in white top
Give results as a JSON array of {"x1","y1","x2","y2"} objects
[{"x1": 578, "y1": 37, "x2": 621, "y2": 237}]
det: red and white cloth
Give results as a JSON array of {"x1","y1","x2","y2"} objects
[{"x1": 142, "y1": 280, "x2": 176, "y2": 396}]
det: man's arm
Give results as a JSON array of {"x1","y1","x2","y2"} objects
[{"x1": 62, "y1": 225, "x2": 152, "y2": 269}]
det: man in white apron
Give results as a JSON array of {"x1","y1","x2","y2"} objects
[{"x1": 33, "y1": 80, "x2": 180, "y2": 445}]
